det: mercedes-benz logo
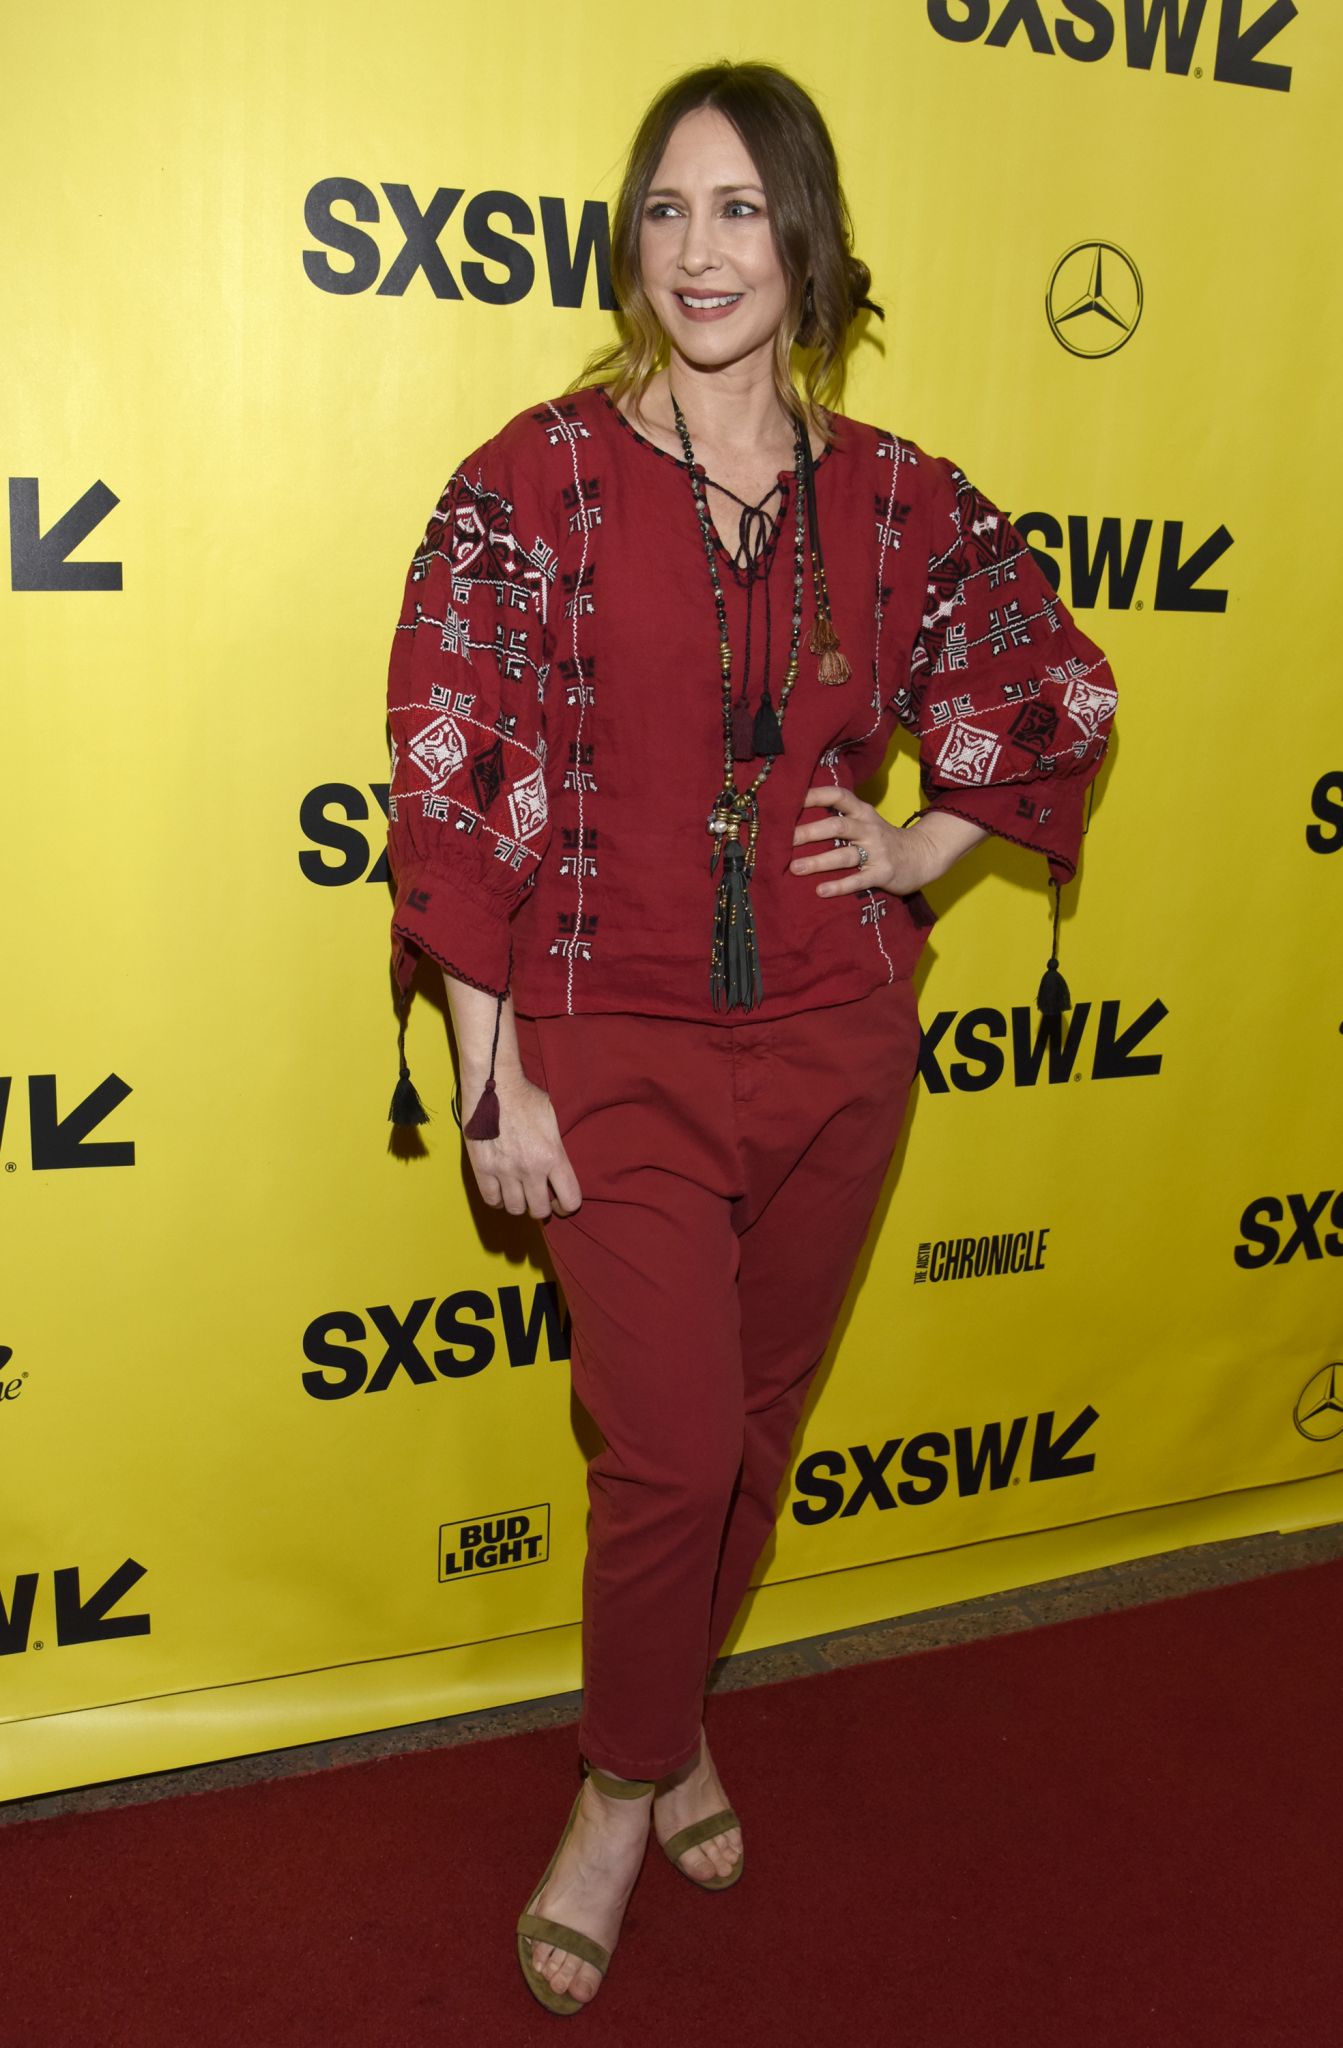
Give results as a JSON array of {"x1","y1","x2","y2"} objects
[
  {"x1": 1294, "y1": 1363, "x2": 1343, "y2": 1442},
  {"x1": 1046, "y1": 241, "x2": 1143, "y2": 358}
]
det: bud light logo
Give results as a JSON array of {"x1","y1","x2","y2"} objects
[{"x1": 439, "y1": 1506, "x2": 550, "y2": 1581}]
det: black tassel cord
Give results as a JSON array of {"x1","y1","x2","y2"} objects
[
  {"x1": 388, "y1": 979, "x2": 430, "y2": 1126},
  {"x1": 706, "y1": 485, "x2": 786, "y2": 764},
  {"x1": 1036, "y1": 877, "x2": 1071, "y2": 1017},
  {"x1": 1036, "y1": 781, "x2": 1096, "y2": 1015},
  {"x1": 899, "y1": 804, "x2": 1077, "y2": 1020}
]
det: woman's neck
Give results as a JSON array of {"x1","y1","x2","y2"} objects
[
  {"x1": 672, "y1": 354, "x2": 785, "y2": 436},
  {"x1": 634, "y1": 360, "x2": 817, "y2": 469}
]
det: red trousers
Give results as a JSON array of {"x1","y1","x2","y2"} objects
[{"x1": 514, "y1": 975, "x2": 921, "y2": 1780}]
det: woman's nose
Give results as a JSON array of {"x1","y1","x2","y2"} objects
[{"x1": 676, "y1": 209, "x2": 720, "y2": 276}]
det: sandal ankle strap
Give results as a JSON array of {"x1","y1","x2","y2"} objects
[{"x1": 585, "y1": 1763, "x2": 655, "y2": 1799}]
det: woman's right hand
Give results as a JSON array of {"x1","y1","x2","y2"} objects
[{"x1": 462, "y1": 1069, "x2": 583, "y2": 1219}]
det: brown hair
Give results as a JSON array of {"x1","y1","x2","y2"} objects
[{"x1": 572, "y1": 60, "x2": 882, "y2": 442}]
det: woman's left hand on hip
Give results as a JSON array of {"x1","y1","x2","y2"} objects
[{"x1": 790, "y1": 785, "x2": 938, "y2": 898}]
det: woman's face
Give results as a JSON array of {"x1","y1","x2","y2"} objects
[{"x1": 638, "y1": 105, "x2": 791, "y2": 377}]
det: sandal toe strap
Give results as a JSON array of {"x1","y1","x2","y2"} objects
[
  {"x1": 517, "y1": 1911, "x2": 611, "y2": 1975},
  {"x1": 661, "y1": 1807, "x2": 740, "y2": 1861}
]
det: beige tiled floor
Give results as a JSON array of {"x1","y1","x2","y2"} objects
[{"x1": 5, "y1": 1521, "x2": 1340, "y2": 1827}]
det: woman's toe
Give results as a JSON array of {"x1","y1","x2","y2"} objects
[
  {"x1": 572, "y1": 1962, "x2": 602, "y2": 2004},
  {"x1": 678, "y1": 1825, "x2": 742, "y2": 1879},
  {"x1": 547, "y1": 1948, "x2": 578, "y2": 1998},
  {"x1": 550, "y1": 1950, "x2": 597, "y2": 2003}
]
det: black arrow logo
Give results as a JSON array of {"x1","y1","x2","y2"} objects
[
  {"x1": 1215, "y1": 0, "x2": 1297, "y2": 95},
  {"x1": 1030, "y1": 1406, "x2": 1099, "y2": 1482},
  {"x1": 53, "y1": 1558, "x2": 150, "y2": 1645},
  {"x1": 1093, "y1": 998, "x2": 1168, "y2": 1079},
  {"x1": 9, "y1": 478, "x2": 122, "y2": 591},
  {"x1": 28, "y1": 1074, "x2": 135, "y2": 1170},
  {"x1": 1154, "y1": 522, "x2": 1232, "y2": 612}
]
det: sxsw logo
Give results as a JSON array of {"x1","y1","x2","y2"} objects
[
  {"x1": 440, "y1": 1505, "x2": 550, "y2": 1581},
  {"x1": 0, "y1": 1074, "x2": 135, "y2": 1169},
  {"x1": 1307, "y1": 772, "x2": 1343, "y2": 852},
  {"x1": 302, "y1": 1280, "x2": 570, "y2": 1399},
  {"x1": 792, "y1": 1405, "x2": 1098, "y2": 1524},
  {"x1": 927, "y1": 0, "x2": 1297, "y2": 92},
  {"x1": 1, "y1": 1558, "x2": 150, "y2": 1656},
  {"x1": 300, "y1": 783, "x2": 390, "y2": 885},
  {"x1": 1234, "y1": 1190, "x2": 1343, "y2": 1268},
  {"x1": 303, "y1": 180, "x2": 613, "y2": 306},
  {"x1": 917, "y1": 999, "x2": 1167, "y2": 1092},
  {"x1": 914, "y1": 1226, "x2": 1050, "y2": 1283},
  {"x1": 1012, "y1": 510, "x2": 1231, "y2": 613}
]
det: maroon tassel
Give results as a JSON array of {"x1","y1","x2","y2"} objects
[
  {"x1": 731, "y1": 694, "x2": 756, "y2": 760},
  {"x1": 462, "y1": 1076, "x2": 500, "y2": 1139},
  {"x1": 462, "y1": 988, "x2": 505, "y2": 1140}
]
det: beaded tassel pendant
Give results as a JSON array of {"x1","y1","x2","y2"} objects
[{"x1": 707, "y1": 800, "x2": 763, "y2": 1011}]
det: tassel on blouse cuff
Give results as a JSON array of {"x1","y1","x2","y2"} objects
[
  {"x1": 1036, "y1": 876, "x2": 1072, "y2": 1017},
  {"x1": 388, "y1": 951, "x2": 430, "y2": 1127},
  {"x1": 900, "y1": 805, "x2": 1073, "y2": 1018},
  {"x1": 460, "y1": 990, "x2": 505, "y2": 1141}
]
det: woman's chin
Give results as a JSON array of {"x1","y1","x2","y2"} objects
[{"x1": 665, "y1": 324, "x2": 778, "y2": 375}]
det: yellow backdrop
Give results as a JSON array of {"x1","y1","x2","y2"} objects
[{"x1": 4, "y1": 0, "x2": 1340, "y2": 1800}]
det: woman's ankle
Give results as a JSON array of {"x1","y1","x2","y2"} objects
[{"x1": 584, "y1": 1762, "x2": 656, "y2": 1804}]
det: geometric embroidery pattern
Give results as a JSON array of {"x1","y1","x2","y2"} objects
[
  {"x1": 408, "y1": 714, "x2": 468, "y2": 789},
  {"x1": 471, "y1": 736, "x2": 506, "y2": 812},
  {"x1": 1063, "y1": 672, "x2": 1119, "y2": 742},
  {"x1": 508, "y1": 763, "x2": 549, "y2": 841},
  {"x1": 936, "y1": 719, "x2": 1003, "y2": 785}
]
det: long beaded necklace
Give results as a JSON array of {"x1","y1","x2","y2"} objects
[{"x1": 670, "y1": 390, "x2": 809, "y2": 1011}]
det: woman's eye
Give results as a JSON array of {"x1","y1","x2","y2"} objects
[
  {"x1": 644, "y1": 203, "x2": 679, "y2": 220},
  {"x1": 723, "y1": 201, "x2": 759, "y2": 218}
]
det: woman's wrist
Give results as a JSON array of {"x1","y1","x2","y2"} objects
[
  {"x1": 900, "y1": 808, "x2": 990, "y2": 888},
  {"x1": 442, "y1": 973, "x2": 527, "y2": 1095},
  {"x1": 460, "y1": 1047, "x2": 525, "y2": 1096}
]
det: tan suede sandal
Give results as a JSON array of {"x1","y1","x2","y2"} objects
[
  {"x1": 658, "y1": 1804, "x2": 745, "y2": 1890},
  {"x1": 516, "y1": 1764, "x2": 654, "y2": 2017},
  {"x1": 655, "y1": 1735, "x2": 744, "y2": 1891}
]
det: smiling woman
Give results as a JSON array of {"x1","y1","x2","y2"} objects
[
  {"x1": 382, "y1": 55, "x2": 1117, "y2": 2021},
  {"x1": 583, "y1": 67, "x2": 881, "y2": 450}
]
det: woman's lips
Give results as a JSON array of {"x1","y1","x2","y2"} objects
[{"x1": 673, "y1": 291, "x2": 743, "y2": 321}]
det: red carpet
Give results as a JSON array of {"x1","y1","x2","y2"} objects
[{"x1": 8, "y1": 1560, "x2": 1342, "y2": 2047}]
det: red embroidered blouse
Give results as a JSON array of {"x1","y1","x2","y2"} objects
[{"x1": 385, "y1": 383, "x2": 1116, "y2": 1021}]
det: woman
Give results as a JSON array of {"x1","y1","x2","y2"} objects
[{"x1": 385, "y1": 61, "x2": 1116, "y2": 2016}]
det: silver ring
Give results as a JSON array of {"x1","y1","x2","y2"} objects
[{"x1": 856, "y1": 844, "x2": 869, "y2": 868}]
